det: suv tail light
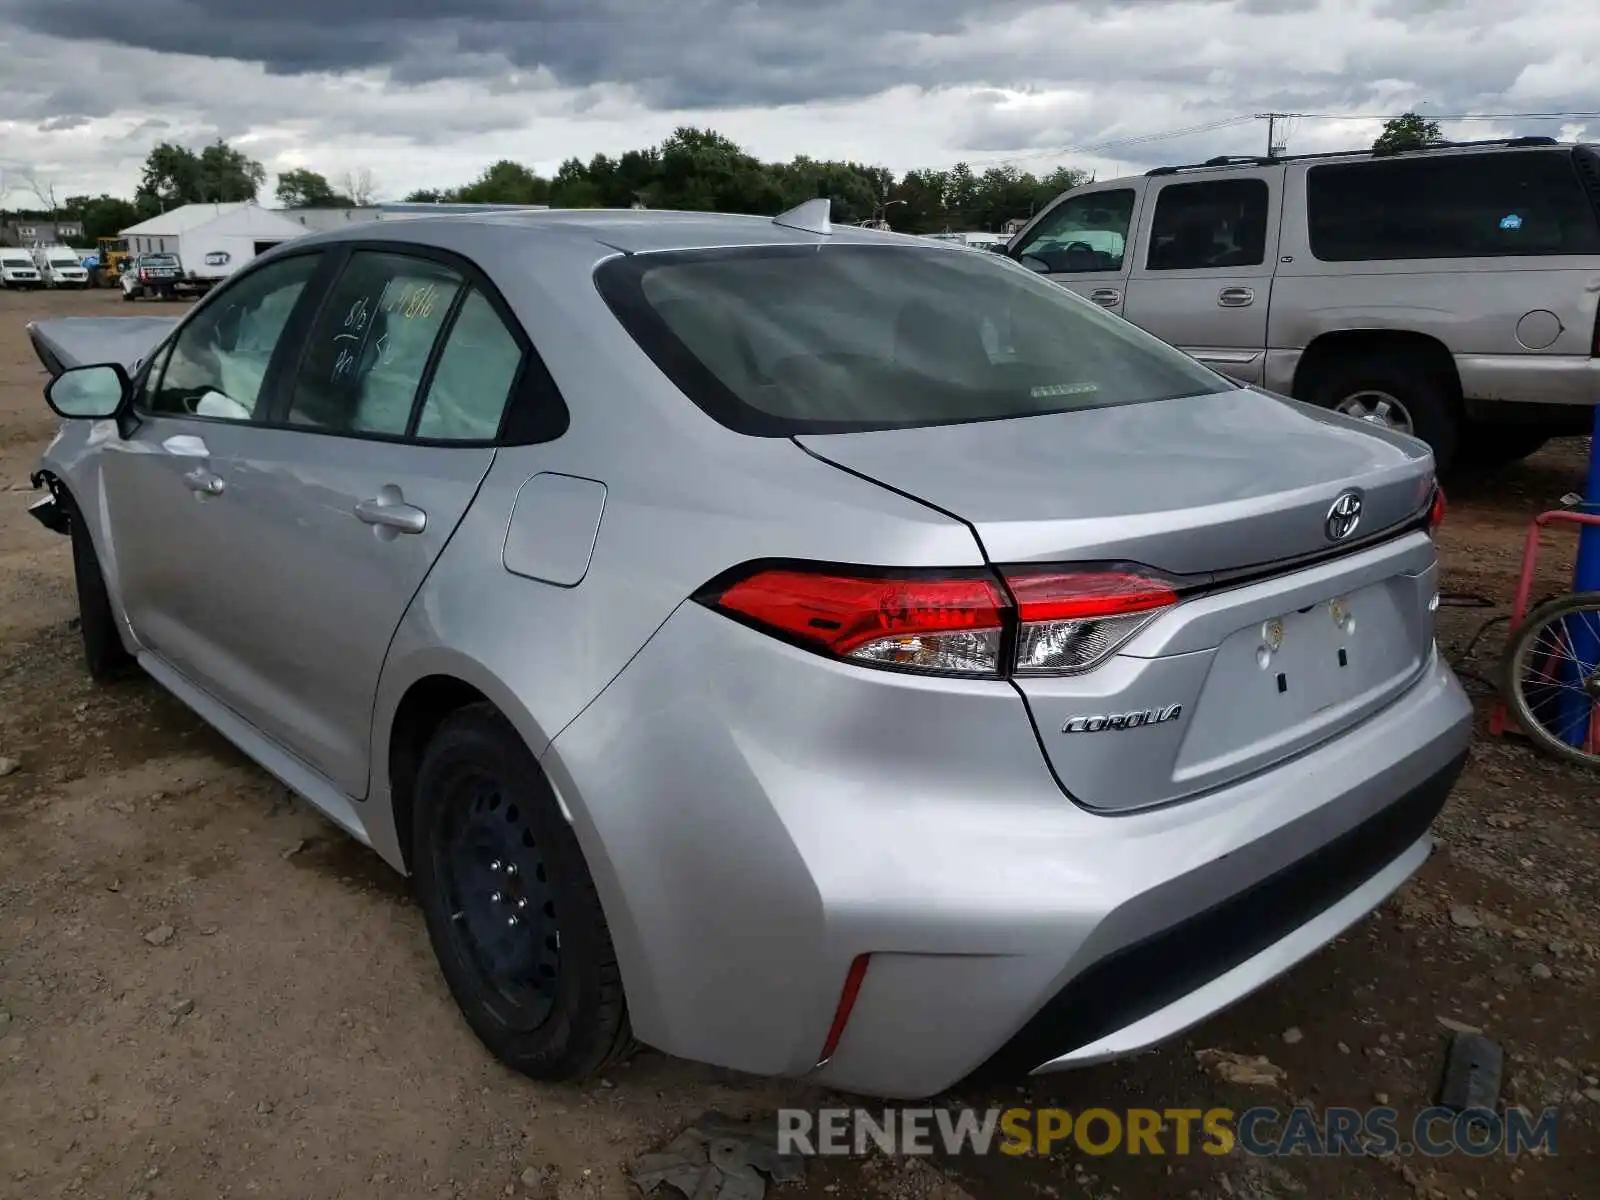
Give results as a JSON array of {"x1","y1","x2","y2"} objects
[
  {"x1": 1428, "y1": 484, "x2": 1446, "y2": 534},
  {"x1": 699, "y1": 562, "x2": 1180, "y2": 678}
]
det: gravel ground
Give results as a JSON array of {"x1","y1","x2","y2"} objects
[{"x1": 1, "y1": 287, "x2": 1596, "y2": 1200}]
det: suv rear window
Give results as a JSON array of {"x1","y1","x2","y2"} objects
[
  {"x1": 143, "y1": 255, "x2": 180, "y2": 266},
  {"x1": 596, "y1": 243, "x2": 1229, "y2": 436},
  {"x1": 1307, "y1": 149, "x2": 1600, "y2": 261}
]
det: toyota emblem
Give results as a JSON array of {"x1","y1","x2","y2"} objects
[{"x1": 1325, "y1": 490, "x2": 1364, "y2": 541}]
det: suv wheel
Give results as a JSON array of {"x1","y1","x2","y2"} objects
[
  {"x1": 412, "y1": 703, "x2": 634, "y2": 1081},
  {"x1": 1304, "y1": 356, "x2": 1459, "y2": 473},
  {"x1": 67, "y1": 497, "x2": 136, "y2": 681}
]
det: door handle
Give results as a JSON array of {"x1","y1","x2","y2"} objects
[
  {"x1": 1089, "y1": 288, "x2": 1122, "y2": 307},
  {"x1": 1218, "y1": 287, "x2": 1255, "y2": 307},
  {"x1": 182, "y1": 468, "x2": 225, "y2": 496},
  {"x1": 355, "y1": 496, "x2": 427, "y2": 535}
]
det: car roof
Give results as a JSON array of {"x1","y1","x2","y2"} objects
[{"x1": 296, "y1": 207, "x2": 937, "y2": 257}]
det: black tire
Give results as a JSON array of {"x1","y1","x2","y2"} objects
[
  {"x1": 412, "y1": 703, "x2": 634, "y2": 1080},
  {"x1": 1458, "y1": 424, "x2": 1548, "y2": 470},
  {"x1": 121, "y1": 288, "x2": 136, "y2": 302},
  {"x1": 66, "y1": 497, "x2": 135, "y2": 682},
  {"x1": 1501, "y1": 592, "x2": 1600, "y2": 770},
  {"x1": 1303, "y1": 354, "x2": 1460, "y2": 473}
]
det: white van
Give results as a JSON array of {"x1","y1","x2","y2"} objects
[
  {"x1": 0, "y1": 247, "x2": 44, "y2": 290},
  {"x1": 32, "y1": 245, "x2": 90, "y2": 289}
]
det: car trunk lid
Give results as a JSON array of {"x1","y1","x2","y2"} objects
[{"x1": 796, "y1": 386, "x2": 1442, "y2": 810}]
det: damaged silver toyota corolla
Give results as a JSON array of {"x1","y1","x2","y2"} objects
[{"x1": 25, "y1": 201, "x2": 1469, "y2": 1099}]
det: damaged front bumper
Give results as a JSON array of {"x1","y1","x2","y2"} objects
[{"x1": 25, "y1": 471, "x2": 70, "y2": 535}]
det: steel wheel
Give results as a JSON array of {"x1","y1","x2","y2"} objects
[
  {"x1": 1502, "y1": 592, "x2": 1600, "y2": 769},
  {"x1": 432, "y1": 765, "x2": 562, "y2": 1028},
  {"x1": 1334, "y1": 389, "x2": 1415, "y2": 435}
]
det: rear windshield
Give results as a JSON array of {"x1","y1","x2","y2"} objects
[
  {"x1": 144, "y1": 255, "x2": 179, "y2": 266},
  {"x1": 595, "y1": 243, "x2": 1229, "y2": 436}
]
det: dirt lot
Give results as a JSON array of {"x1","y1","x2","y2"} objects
[{"x1": 1, "y1": 287, "x2": 1596, "y2": 1200}]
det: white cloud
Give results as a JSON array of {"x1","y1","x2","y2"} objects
[{"x1": 0, "y1": 0, "x2": 1595, "y2": 206}]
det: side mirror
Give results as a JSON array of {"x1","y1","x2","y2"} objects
[
  {"x1": 1019, "y1": 254, "x2": 1052, "y2": 274},
  {"x1": 44, "y1": 363, "x2": 130, "y2": 420}
]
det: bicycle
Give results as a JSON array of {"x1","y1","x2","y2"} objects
[{"x1": 1491, "y1": 493, "x2": 1600, "y2": 768}]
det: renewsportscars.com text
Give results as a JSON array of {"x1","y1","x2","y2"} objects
[{"x1": 777, "y1": 1106, "x2": 1559, "y2": 1159}]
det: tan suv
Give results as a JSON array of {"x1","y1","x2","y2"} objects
[{"x1": 1006, "y1": 136, "x2": 1600, "y2": 471}]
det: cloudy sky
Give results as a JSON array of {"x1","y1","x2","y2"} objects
[{"x1": 1, "y1": 0, "x2": 1596, "y2": 207}]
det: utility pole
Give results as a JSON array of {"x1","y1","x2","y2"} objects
[{"x1": 1261, "y1": 113, "x2": 1289, "y2": 158}]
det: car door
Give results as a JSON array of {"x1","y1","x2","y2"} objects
[
  {"x1": 99, "y1": 249, "x2": 332, "y2": 695},
  {"x1": 184, "y1": 246, "x2": 532, "y2": 797},
  {"x1": 1121, "y1": 168, "x2": 1282, "y2": 384},
  {"x1": 1010, "y1": 183, "x2": 1147, "y2": 315}
]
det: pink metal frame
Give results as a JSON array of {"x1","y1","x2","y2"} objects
[{"x1": 1488, "y1": 508, "x2": 1600, "y2": 738}]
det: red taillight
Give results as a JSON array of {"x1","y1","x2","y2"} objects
[
  {"x1": 816, "y1": 954, "x2": 871, "y2": 1066},
  {"x1": 714, "y1": 568, "x2": 1007, "y2": 675},
  {"x1": 703, "y1": 563, "x2": 1178, "y2": 677},
  {"x1": 1003, "y1": 569, "x2": 1178, "y2": 675},
  {"x1": 1428, "y1": 485, "x2": 1446, "y2": 534}
]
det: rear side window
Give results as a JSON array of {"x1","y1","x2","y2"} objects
[
  {"x1": 596, "y1": 243, "x2": 1228, "y2": 437},
  {"x1": 1146, "y1": 179, "x2": 1270, "y2": 270},
  {"x1": 1307, "y1": 150, "x2": 1600, "y2": 261},
  {"x1": 286, "y1": 251, "x2": 464, "y2": 436},
  {"x1": 415, "y1": 288, "x2": 525, "y2": 440}
]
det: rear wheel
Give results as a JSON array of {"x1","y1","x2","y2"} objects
[
  {"x1": 66, "y1": 497, "x2": 135, "y2": 682},
  {"x1": 1303, "y1": 355, "x2": 1459, "y2": 473},
  {"x1": 412, "y1": 703, "x2": 634, "y2": 1080}
]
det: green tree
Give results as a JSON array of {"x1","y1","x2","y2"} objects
[
  {"x1": 1373, "y1": 112, "x2": 1444, "y2": 153},
  {"x1": 275, "y1": 168, "x2": 351, "y2": 208},
  {"x1": 390, "y1": 126, "x2": 1089, "y2": 234},
  {"x1": 136, "y1": 140, "x2": 266, "y2": 212},
  {"x1": 59, "y1": 193, "x2": 141, "y2": 241},
  {"x1": 452, "y1": 159, "x2": 551, "y2": 205}
]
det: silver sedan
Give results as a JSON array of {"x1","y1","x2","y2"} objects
[{"x1": 27, "y1": 202, "x2": 1470, "y2": 1099}]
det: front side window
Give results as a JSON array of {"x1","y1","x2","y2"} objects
[
  {"x1": 1013, "y1": 189, "x2": 1135, "y2": 273},
  {"x1": 147, "y1": 253, "x2": 320, "y2": 422},
  {"x1": 286, "y1": 251, "x2": 464, "y2": 436},
  {"x1": 1146, "y1": 179, "x2": 1270, "y2": 271},
  {"x1": 1307, "y1": 150, "x2": 1600, "y2": 261},
  {"x1": 597, "y1": 243, "x2": 1229, "y2": 437}
]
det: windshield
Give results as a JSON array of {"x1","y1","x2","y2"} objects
[
  {"x1": 596, "y1": 243, "x2": 1228, "y2": 436},
  {"x1": 143, "y1": 254, "x2": 179, "y2": 266}
]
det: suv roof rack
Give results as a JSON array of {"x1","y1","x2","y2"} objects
[{"x1": 1146, "y1": 135, "x2": 1561, "y2": 176}]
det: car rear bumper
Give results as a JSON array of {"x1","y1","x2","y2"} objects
[{"x1": 543, "y1": 601, "x2": 1472, "y2": 1099}]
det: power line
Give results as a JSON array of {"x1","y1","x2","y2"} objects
[
  {"x1": 919, "y1": 115, "x2": 1256, "y2": 173},
  {"x1": 1278, "y1": 110, "x2": 1600, "y2": 122},
  {"x1": 921, "y1": 107, "x2": 1596, "y2": 174}
]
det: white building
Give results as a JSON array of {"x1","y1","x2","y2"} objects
[{"x1": 120, "y1": 202, "x2": 310, "y2": 284}]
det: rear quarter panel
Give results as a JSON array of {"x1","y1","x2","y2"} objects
[{"x1": 365, "y1": 222, "x2": 985, "y2": 852}]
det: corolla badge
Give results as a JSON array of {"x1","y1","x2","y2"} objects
[
  {"x1": 1062, "y1": 704, "x2": 1182, "y2": 734},
  {"x1": 1325, "y1": 489, "x2": 1363, "y2": 542}
]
